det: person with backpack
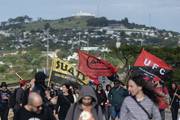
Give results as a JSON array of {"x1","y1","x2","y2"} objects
[
  {"x1": 108, "y1": 80, "x2": 129, "y2": 120},
  {"x1": 65, "y1": 86, "x2": 104, "y2": 120}
]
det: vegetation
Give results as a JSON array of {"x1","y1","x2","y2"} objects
[
  {"x1": 0, "y1": 15, "x2": 180, "y2": 84},
  {"x1": 0, "y1": 50, "x2": 47, "y2": 83}
]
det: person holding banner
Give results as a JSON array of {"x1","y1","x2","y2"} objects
[
  {"x1": 153, "y1": 79, "x2": 169, "y2": 120},
  {"x1": 169, "y1": 82, "x2": 180, "y2": 120},
  {"x1": 120, "y1": 74, "x2": 161, "y2": 120}
]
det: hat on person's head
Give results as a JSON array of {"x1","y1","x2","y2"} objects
[
  {"x1": 35, "y1": 71, "x2": 48, "y2": 81},
  {"x1": 19, "y1": 80, "x2": 28, "y2": 87},
  {"x1": 113, "y1": 80, "x2": 124, "y2": 86},
  {"x1": 107, "y1": 74, "x2": 119, "y2": 82},
  {"x1": 1, "y1": 82, "x2": 7, "y2": 88}
]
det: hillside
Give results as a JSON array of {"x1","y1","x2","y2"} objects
[
  {"x1": 0, "y1": 15, "x2": 179, "y2": 52},
  {"x1": 0, "y1": 15, "x2": 180, "y2": 84}
]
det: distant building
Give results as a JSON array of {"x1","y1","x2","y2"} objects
[
  {"x1": 74, "y1": 11, "x2": 95, "y2": 17},
  {"x1": 0, "y1": 30, "x2": 11, "y2": 37},
  {"x1": 178, "y1": 40, "x2": 180, "y2": 47},
  {"x1": 80, "y1": 47, "x2": 110, "y2": 52},
  {"x1": 81, "y1": 47, "x2": 99, "y2": 51}
]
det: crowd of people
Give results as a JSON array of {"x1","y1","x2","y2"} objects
[{"x1": 0, "y1": 71, "x2": 179, "y2": 120}]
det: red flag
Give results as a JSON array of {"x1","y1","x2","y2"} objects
[
  {"x1": 133, "y1": 49, "x2": 173, "y2": 80},
  {"x1": 134, "y1": 49, "x2": 172, "y2": 70},
  {"x1": 78, "y1": 50, "x2": 117, "y2": 81}
]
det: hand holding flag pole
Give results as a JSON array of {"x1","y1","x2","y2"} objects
[{"x1": 169, "y1": 88, "x2": 178, "y2": 109}]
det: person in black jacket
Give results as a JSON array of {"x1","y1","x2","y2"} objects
[
  {"x1": 14, "y1": 92, "x2": 54, "y2": 120},
  {"x1": 13, "y1": 80, "x2": 28, "y2": 113},
  {"x1": 32, "y1": 71, "x2": 48, "y2": 101},
  {"x1": 0, "y1": 82, "x2": 11, "y2": 120},
  {"x1": 95, "y1": 84, "x2": 107, "y2": 113},
  {"x1": 55, "y1": 83, "x2": 74, "y2": 120},
  {"x1": 169, "y1": 82, "x2": 180, "y2": 120}
]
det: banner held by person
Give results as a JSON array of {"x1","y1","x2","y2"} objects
[
  {"x1": 49, "y1": 57, "x2": 89, "y2": 85},
  {"x1": 132, "y1": 49, "x2": 173, "y2": 81},
  {"x1": 78, "y1": 50, "x2": 118, "y2": 84}
]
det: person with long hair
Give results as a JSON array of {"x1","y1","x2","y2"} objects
[
  {"x1": 0, "y1": 82, "x2": 11, "y2": 120},
  {"x1": 55, "y1": 83, "x2": 74, "y2": 120},
  {"x1": 104, "y1": 84, "x2": 112, "y2": 120},
  {"x1": 169, "y1": 82, "x2": 180, "y2": 120},
  {"x1": 95, "y1": 84, "x2": 107, "y2": 113},
  {"x1": 120, "y1": 74, "x2": 161, "y2": 120}
]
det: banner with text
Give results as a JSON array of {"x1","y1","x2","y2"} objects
[
  {"x1": 133, "y1": 49, "x2": 173, "y2": 81},
  {"x1": 50, "y1": 57, "x2": 89, "y2": 85}
]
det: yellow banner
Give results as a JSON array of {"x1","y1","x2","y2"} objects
[{"x1": 52, "y1": 58, "x2": 89, "y2": 85}]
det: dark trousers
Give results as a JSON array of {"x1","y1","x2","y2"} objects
[
  {"x1": 0, "y1": 107, "x2": 9, "y2": 120},
  {"x1": 171, "y1": 105, "x2": 179, "y2": 120},
  {"x1": 159, "y1": 109, "x2": 165, "y2": 120},
  {"x1": 105, "y1": 105, "x2": 111, "y2": 120}
]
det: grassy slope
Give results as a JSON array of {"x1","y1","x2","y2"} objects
[{"x1": 23, "y1": 16, "x2": 91, "y2": 31}]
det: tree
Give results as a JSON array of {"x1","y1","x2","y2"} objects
[
  {"x1": 87, "y1": 17, "x2": 108, "y2": 27},
  {"x1": 121, "y1": 17, "x2": 129, "y2": 27}
]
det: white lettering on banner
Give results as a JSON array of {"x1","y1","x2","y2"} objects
[
  {"x1": 160, "y1": 69, "x2": 165, "y2": 75},
  {"x1": 152, "y1": 64, "x2": 159, "y2": 69},
  {"x1": 144, "y1": 58, "x2": 166, "y2": 75},
  {"x1": 144, "y1": 59, "x2": 151, "y2": 66}
]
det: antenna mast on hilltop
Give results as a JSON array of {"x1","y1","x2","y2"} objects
[
  {"x1": 148, "y1": 13, "x2": 151, "y2": 27},
  {"x1": 96, "y1": 0, "x2": 101, "y2": 17}
]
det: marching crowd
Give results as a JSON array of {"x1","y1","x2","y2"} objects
[{"x1": 0, "y1": 71, "x2": 179, "y2": 120}]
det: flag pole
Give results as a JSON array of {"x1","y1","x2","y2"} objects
[
  {"x1": 48, "y1": 52, "x2": 56, "y2": 87},
  {"x1": 170, "y1": 88, "x2": 178, "y2": 108},
  {"x1": 16, "y1": 73, "x2": 23, "y2": 80}
]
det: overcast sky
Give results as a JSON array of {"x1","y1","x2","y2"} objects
[{"x1": 0, "y1": 0, "x2": 180, "y2": 32}]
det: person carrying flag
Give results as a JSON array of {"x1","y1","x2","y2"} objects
[{"x1": 169, "y1": 82, "x2": 180, "y2": 120}]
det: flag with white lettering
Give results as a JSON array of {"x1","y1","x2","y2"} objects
[{"x1": 133, "y1": 49, "x2": 173, "y2": 81}]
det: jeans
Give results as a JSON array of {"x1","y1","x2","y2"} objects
[{"x1": 110, "y1": 106, "x2": 120, "y2": 120}]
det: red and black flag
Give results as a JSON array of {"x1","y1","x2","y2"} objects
[
  {"x1": 132, "y1": 49, "x2": 173, "y2": 81},
  {"x1": 78, "y1": 50, "x2": 118, "y2": 84}
]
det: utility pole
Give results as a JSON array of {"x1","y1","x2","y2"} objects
[
  {"x1": 46, "y1": 36, "x2": 49, "y2": 72},
  {"x1": 44, "y1": 29, "x2": 50, "y2": 73},
  {"x1": 78, "y1": 32, "x2": 81, "y2": 49}
]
